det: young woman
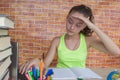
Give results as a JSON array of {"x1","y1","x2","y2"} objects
[{"x1": 19, "y1": 4, "x2": 120, "y2": 75}]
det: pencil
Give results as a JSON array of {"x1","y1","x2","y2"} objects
[
  {"x1": 40, "y1": 59, "x2": 43, "y2": 80},
  {"x1": 47, "y1": 76, "x2": 51, "y2": 80}
]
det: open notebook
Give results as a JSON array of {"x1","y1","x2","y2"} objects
[{"x1": 51, "y1": 68, "x2": 102, "y2": 80}]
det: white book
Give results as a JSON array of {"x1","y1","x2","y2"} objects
[
  {"x1": 2, "y1": 70, "x2": 9, "y2": 80},
  {"x1": 0, "y1": 36, "x2": 11, "y2": 51},
  {"x1": 0, "y1": 29, "x2": 8, "y2": 35},
  {"x1": 0, "y1": 48, "x2": 12, "y2": 61},
  {"x1": 0, "y1": 57, "x2": 11, "y2": 79},
  {"x1": 0, "y1": 14, "x2": 14, "y2": 29},
  {"x1": 51, "y1": 68, "x2": 102, "y2": 80},
  {"x1": 0, "y1": 69, "x2": 9, "y2": 80}
]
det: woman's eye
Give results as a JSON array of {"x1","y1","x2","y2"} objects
[
  {"x1": 76, "y1": 23, "x2": 83, "y2": 27},
  {"x1": 68, "y1": 19, "x2": 73, "y2": 24},
  {"x1": 76, "y1": 24, "x2": 81, "y2": 27},
  {"x1": 76, "y1": 24, "x2": 80, "y2": 27}
]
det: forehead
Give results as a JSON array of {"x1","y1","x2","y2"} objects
[{"x1": 67, "y1": 12, "x2": 84, "y2": 22}]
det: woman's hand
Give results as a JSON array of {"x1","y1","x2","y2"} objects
[
  {"x1": 19, "y1": 58, "x2": 40, "y2": 74},
  {"x1": 72, "y1": 14, "x2": 95, "y2": 30}
]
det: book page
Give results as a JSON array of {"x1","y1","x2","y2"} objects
[
  {"x1": 70, "y1": 68, "x2": 102, "y2": 79},
  {"x1": 52, "y1": 68, "x2": 77, "y2": 80}
]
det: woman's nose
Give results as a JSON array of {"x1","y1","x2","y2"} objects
[{"x1": 70, "y1": 24, "x2": 75, "y2": 30}]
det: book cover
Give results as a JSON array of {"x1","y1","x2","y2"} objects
[
  {"x1": 0, "y1": 14, "x2": 14, "y2": 29},
  {"x1": 0, "y1": 56, "x2": 11, "y2": 79},
  {"x1": 0, "y1": 48, "x2": 12, "y2": 61},
  {"x1": 51, "y1": 68, "x2": 102, "y2": 80},
  {"x1": 0, "y1": 36, "x2": 11, "y2": 51},
  {"x1": 0, "y1": 69, "x2": 9, "y2": 80},
  {"x1": 0, "y1": 29, "x2": 8, "y2": 36}
]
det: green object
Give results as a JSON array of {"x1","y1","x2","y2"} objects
[
  {"x1": 28, "y1": 70, "x2": 34, "y2": 80},
  {"x1": 77, "y1": 78, "x2": 83, "y2": 80},
  {"x1": 57, "y1": 33, "x2": 87, "y2": 68},
  {"x1": 37, "y1": 69, "x2": 40, "y2": 78}
]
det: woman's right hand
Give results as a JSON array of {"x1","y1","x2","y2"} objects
[{"x1": 19, "y1": 58, "x2": 40, "y2": 74}]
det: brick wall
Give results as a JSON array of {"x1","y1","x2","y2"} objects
[{"x1": 0, "y1": 0, "x2": 120, "y2": 68}]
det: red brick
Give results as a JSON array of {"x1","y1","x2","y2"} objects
[{"x1": 0, "y1": 0, "x2": 120, "y2": 67}]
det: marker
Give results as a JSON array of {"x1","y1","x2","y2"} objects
[
  {"x1": 40, "y1": 60, "x2": 43, "y2": 80},
  {"x1": 47, "y1": 76, "x2": 51, "y2": 80},
  {"x1": 32, "y1": 66, "x2": 37, "y2": 80},
  {"x1": 37, "y1": 69, "x2": 40, "y2": 80},
  {"x1": 28, "y1": 70, "x2": 34, "y2": 80},
  {"x1": 45, "y1": 69, "x2": 54, "y2": 78},
  {"x1": 25, "y1": 74, "x2": 30, "y2": 80}
]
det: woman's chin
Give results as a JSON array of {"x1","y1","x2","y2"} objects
[{"x1": 67, "y1": 32, "x2": 75, "y2": 36}]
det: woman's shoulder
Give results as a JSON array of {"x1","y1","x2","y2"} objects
[
  {"x1": 51, "y1": 35, "x2": 61, "y2": 47},
  {"x1": 52, "y1": 34, "x2": 64, "y2": 42}
]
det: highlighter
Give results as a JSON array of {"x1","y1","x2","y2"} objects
[
  {"x1": 45, "y1": 69, "x2": 54, "y2": 78},
  {"x1": 37, "y1": 69, "x2": 40, "y2": 80},
  {"x1": 25, "y1": 74, "x2": 30, "y2": 80},
  {"x1": 28, "y1": 70, "x2": 34, "y2": 80},
  {"x1": 32, "y1": 66, "x2": 37, "y2": 80},
  {"x1": 47, "y1": 76, "x2": 51, "y2": 80}
]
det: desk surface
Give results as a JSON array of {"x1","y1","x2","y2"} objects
[{"x1": 85, "y1": 68, "x2": 120, "y2": 80}]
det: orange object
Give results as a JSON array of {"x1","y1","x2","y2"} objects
[
  {"x1": 47, "y1": 76, "x2": 51, "y2": 80},
  {"x1": 40, "y1": 59, "x2": 43, "y2": 80}
]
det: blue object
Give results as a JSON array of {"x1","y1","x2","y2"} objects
[
  {"x1": 107, "y1": 69, "x2": 119, "y2": 80},
  {"x1": 45, "y1": 69, "x2": 54, "y2": 78},
  {"x1": 32, "y1": 66, "x2": 37, "y2": 80}
]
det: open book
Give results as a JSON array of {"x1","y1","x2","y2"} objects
[{"x1": 51, "y1": 68, "x2": 102, "y2": 80}]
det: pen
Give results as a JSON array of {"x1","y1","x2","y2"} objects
[
  {"x1": 28, "y1": 70, "x2": 34, "y2": 80},
  {"x1": 25, "y1": 74, "x2": 30, "y2": 80},
  {"x1": 37, "y1": 69, "x2": 40, "y2": 80},
  {"x1": 32, "y1": 66, "x2": 37, "y2": 80},
  {"x1": 40, "y1": 59, "x2": 43, "y2": 80},
  {"x1": 47, "y1": 76, "x2": 51, "y2": 80},
  {"x1": 45, "y1": 69, "x2": 54, "y2": 78}
]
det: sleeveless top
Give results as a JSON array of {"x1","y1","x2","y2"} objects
[{"x1": 56, "y1": 33, "x2": 87, "y2": 68}]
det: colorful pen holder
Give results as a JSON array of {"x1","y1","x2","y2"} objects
[{"x1": 26, "y1": 67, "x2": 54, "y2": 80}]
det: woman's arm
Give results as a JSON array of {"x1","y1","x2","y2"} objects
[
  {"x1": 19, "y1": 37, "x2": 60, "y2": 74},
  {"x1": 89, "y1": 24, "x2": 120, "y2": 55},
  {"x1": 73, "y1": 15, "x2": 120, "y2": 55},
  {"x1": 44, "y1": 37, "x2": 60, "y2": 68}
]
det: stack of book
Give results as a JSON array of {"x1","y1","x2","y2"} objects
[{"x1": 0, "y1": 14, "x2": 14, "y2": 80}]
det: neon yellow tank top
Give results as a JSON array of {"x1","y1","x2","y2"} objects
[{"x1": 57, "y1": 33, "x2": 87, "y2": 68}]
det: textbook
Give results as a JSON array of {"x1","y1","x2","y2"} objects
[
  {"x1": 0, "y1": 69, "x2": 9, "y2": 80},
  {"x1": 0, "y1": 14, "x2": 14, "y2": 28},
  {"x1": 2, "y1": 70, "x2": 9, "y2": 80},
  {"x1": 0, "y1": 48, "x2": 12, "y2": 61},
  {"x1": 0, "y1": 36, "x2": 11, "y2": 51},
  {"x1": 0, "y1": 57, "x2": 11, "y2": 79},
  {"x1": 0, "y1": 29, "x2": 8, "y2": 35},
  {"x1": 51, "y1": 68, "x2": 102, "y2": 80}
]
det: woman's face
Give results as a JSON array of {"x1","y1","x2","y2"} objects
[{"x1": 66, "y1": 12, "x2": 86, "y2": 36}]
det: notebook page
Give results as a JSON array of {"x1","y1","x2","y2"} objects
[
  {"x1": 52, "y1": 68, "x2": 77, "y2": 80},
  {"x1": 70, "y1": 68, "x2": 102, "y2": 79}
]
